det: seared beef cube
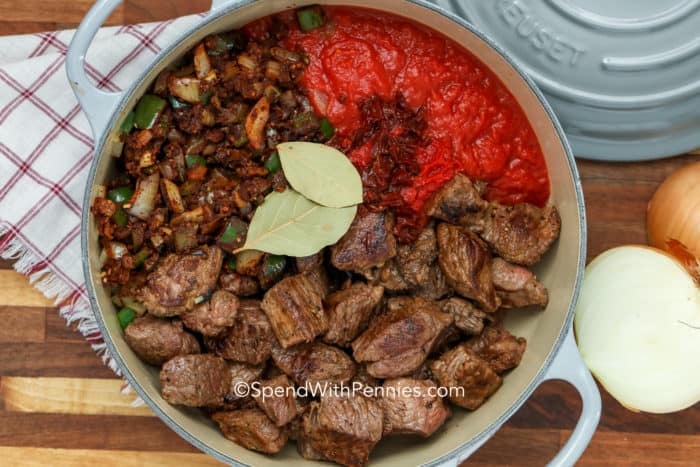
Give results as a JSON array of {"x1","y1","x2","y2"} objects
[
  {"x1": 430, "y1": 323, "x2": 462, "y2": 356},
  {"x1": 414, "y1": 263, "x2": 451, "y2": 300},
  {"x1": 253, "y1": 374, "x2": 297, "y2": 427},
  {"x1": 437, "y1": 224, "x2": 499, "y2": 311},
  {"x1": 323, "y1": 283, "x2": 384, "y2": 347},
  {"x1": 331, "y1": 209, "x2": 397, "y2": 273},
  {"x1": 182, "y1": 289, "x2": 238, "y2": 336},
  {"x1": 408, "y1": 362, "x2": 433, "y2": 380},
  {"x1": 140, "y1": 246, "x2": 223, "y2": 317},
  {"x1": 205, "y1": 299, "x2": 275, "y2": 365},
  {"x1": 261, "y1": 274, "x2": 327, "y2": 348},
  {"x1": 465, "y1": 326, "x2": 526, "y2": 374},
  {"x1": 379, "y1": 378, "x2": 451, "y2": 437},
  {"x1": 426, "y1": 174, "x2": 487, "y2": 223},
  {"x1": 377, "y1": 259, "x2": 410, "y2": 292},
  {"x1": 219, "y1": 271, "x2": 260, "y2": 297},
  {"x1": 212, "y1": 409, "x2": 288, "y2": 454},
  {"x1": 224, "y1": 361, "x2": 265, "y2": 405},
  {"x1": 491, "y1": 257, "x2": 548, "y2": 308},
  {"x1": 296, "y1": 251, "x2": 324, "y2": 273},
  {"x1": 124, "y1": 315, "x2": 200, "y2": 365},
  {"x1": 395, "y1": 226, "x2": 437, "y2": 286},
  {"x1": 351, "y1": 365, "x2": 380, "y2": 390},
  {"x1": 160, "y1": 354, "x2": 229, "y2": 407},
  {"x1": 297, "y1": 436, "x2": 328, "y2": 461},
  {"x1": 302, "y1": 394, "x2": 383, "y2": 467},
  {"x1": 430, "y1": 344, "x2": 502, "y2": 410},
  {"x1": 352, "y1": 297, "x2": 453, "y2": 378},
  {"x1": 476, "y1": 203, "x2": 561, "y2": 266},
  {"x1": 440, "y1": 297, "x2": 491, "y2": 335},
  {"x1": 272, "y1": 342, "x2": 356, "y2": 388}
]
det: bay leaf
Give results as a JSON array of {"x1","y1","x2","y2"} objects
[
  {"x1": 278, "y1": 141, "x2": 363, "y2": 208},
  {"x1": 235, "y1": 189, "x2": 357, "y2": 257}
]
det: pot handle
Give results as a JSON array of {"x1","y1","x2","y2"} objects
[
  {"x1": 66, "y1": 0, "x2": 125, "y2": 138},
  {"x1": 542, "y1": 327, "x2": 601, "y2": 466},
  {"x1": 440, "y1": 327, "x2": 600, "y2": 467}
]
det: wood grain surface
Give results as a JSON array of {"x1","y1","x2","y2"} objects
[{"x1": 1, "y1": 1, "x2": 699, "y2": 465}]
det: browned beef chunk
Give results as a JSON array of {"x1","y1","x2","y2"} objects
[
  {"x1": 296, "y1": 251, "x2": 324, "y2": 273},
  {"x1": 331, "y1": 209, "x2": 397, "y2": 273},
  {"x1": 296, "y1": 252, "x2": 331, "y2": 297},
  {"x1": 476, "y1": 203, "x2": 561, "y2": 266},
  {"x1": 352, "y1": 297, "x2": 453, "y2": 378},
  {"x1": 212, "y1": 409, "x2": 288, "y2": 454},
  {"x1": 351, "y1": 365, "x2": 380, "y2": 390},
  {"x1": 124, "y1": 315, "x2": 200, "y2": 365},
  {"x1": 253, "y1": 374, "x2": 297, "y2": 427},
  {"x1": 436, "y1": 224, "x2": 499, "y2": 311},
  {"x1": 430, "y1": 344, "x2": 502, "y2": 410},
  {"x1": 408, "y1": 361, "x2": 433, "y2": 380},
  {"x1": 219, "y1": 271, "x2": 260, "y2": 297},
  {"x1": 302, "y1": 395, "x2": 383, "y2": 467},
  {"x1": 426, "y1": 174, "x2": 487, "y2": 224},
  {"x1": 413, "y1": 263, "x2": 451, "y2": 300},
  {"x1": 223, "y1": 362, "x2": 265, "y2": 405},
  {"x1": 376, "y1": 259, "x2": 409, "y2": 292},
  {"x1": 440, "y1": 297, "x2": 491, "y2": 335},
  {"x1": 430, "y1": 323, "x2": 462, "y2": 356},
  {"x1": 272, "y1": 342, "x2": 356, "y2": 388},
  {"x1": 323, "y1": 283, "x2": 384, "y2": 347},
  {"x1": 379, "y1": 378, "x2": 451, "y2": 437},
  {"x1": 465, "y1": 326, "x2": 527, "y2": 374},
  {"x1": 160, "y1": 354, "x2": 229, "y2": 407},
  {"x1": 261, "y1": 274, "x2": 327, "y2": 348},
  {"x1": 205, "y1": 299, "x2": 275, "y2": 365},
  {"x1": 491, "y1": 257, "x2": 548, "y2": 308},
  {"x1": 395, "y1": 226, "x2": 437, "y2": 286},
  {"x1": 140, "y1": 246, "x2": 223, "y2": 317},
  {"x1": 181, "y1": 289, "x2": 238, "y2": 336}
]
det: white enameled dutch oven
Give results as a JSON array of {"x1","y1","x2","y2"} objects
[{"x1": 67, "y1": 0, "x2": 600, "y2": 465}]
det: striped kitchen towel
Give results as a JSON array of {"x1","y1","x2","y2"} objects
[{"x1": 0, "y1": 15, "x2": 202, "y2": 375}]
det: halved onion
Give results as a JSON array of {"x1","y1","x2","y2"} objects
[{"x1": 575, "y1": 245, "x2": 700, "y2": 413}]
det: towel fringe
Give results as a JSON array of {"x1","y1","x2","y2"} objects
[{"x1": 0, "y1": 226, "x2": 141, "y2": 402}]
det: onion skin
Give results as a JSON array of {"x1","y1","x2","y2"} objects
[{"x1": 647, "y1": 161, "x2": 700, "y2": 259}]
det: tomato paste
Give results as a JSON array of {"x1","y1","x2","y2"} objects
[{"x1": 256, "y1": 7, "x2": 549, "y2": 239}]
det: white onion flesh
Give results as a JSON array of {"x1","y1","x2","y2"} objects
[{"x1": 575, "y1": 245, "x2": 700, "y2": 413}]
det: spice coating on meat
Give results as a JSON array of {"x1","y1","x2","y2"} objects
[
  {"x1": 430, "y1": 344, "x2": 502, "y2": 410},
  {"x1": 139, "y1": 246, "x2": 223, "y2": 317},
  {"x1": 425, "y1": 174, "x2": 488, "y2": 224},
  {"x1": 261, "y1": 274, "x2": 328, "y2": 348},
  {"x1": 465, "y1": 326, "x2": 527, "y2": 374},
  {"x1": 302, "y1": 394, "x2": 383, "y2": 467},
  {"x1": 439, "y1": 297, "x2": 491, "y2": 335},
  {"x1": 379, "y1": 378, "x2": 451, "y2": 437},
  {"x1": 331, "y1": 209, "x2": 397, "y2": 273},
  {"x1": 124, "y1": 315, "x2": 200, "y2": 365},
  {"x1": 160, "y1": 354, "x2": 229, "y2": 407},
  {"x1": 323, "y1": 283, "x2": 384, "y2": 347},
  {"x1": 436, "y1": 224, "x2": 499, "y2": 312},
  {"x1": 205, "y1": 299, "x2": 276, "y2": 365},
  {"x1": 491, "y1": 257, "x2": 548, "y2": 308},
  {"x1": 212, "y1": 409, "x2": 289, "y2": 454},
  {"x1": 477, "y1": 203, "x2": 561, "y2": 266},
  {"x1": 181, "y1": 289, "x2": 239, "y2": 336},
  {"x1": 272, "y1": 342, "x2": 356, "y2": 388},
  {"x1": 352, "y1": 297, "x2": 453, "y2": 378},
  {"x1": 253, "y1": 375, "x2": 298, "y2": 427}
]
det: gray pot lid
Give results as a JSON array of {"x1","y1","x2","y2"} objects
[{"x1": 431, "y1": 0, "x2": 700, "y2": 161}]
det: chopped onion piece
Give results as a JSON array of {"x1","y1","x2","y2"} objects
[{"x1": 127, "y1": 173, "x2": 160, "y2": 221}]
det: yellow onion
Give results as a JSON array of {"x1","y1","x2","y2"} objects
[{"x1": 647, "y1": 161, "x2": 700, "y2": 259}]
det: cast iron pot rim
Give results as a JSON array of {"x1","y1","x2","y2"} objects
[{"x1": 80, "y1": 1, "x2": 588, "y2": 465}]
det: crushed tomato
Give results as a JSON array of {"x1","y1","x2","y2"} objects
[{"x1": 274, "y1": 7, "x2": 549, "y2": 240}]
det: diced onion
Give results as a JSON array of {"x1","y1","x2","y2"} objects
[{"x1": 127, "y1": 173, "x2": 160, "y2": 220}]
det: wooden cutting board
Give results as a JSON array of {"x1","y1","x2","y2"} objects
[{"x1": 1, "y1": 1, "x2": 700, "y2": 465}]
